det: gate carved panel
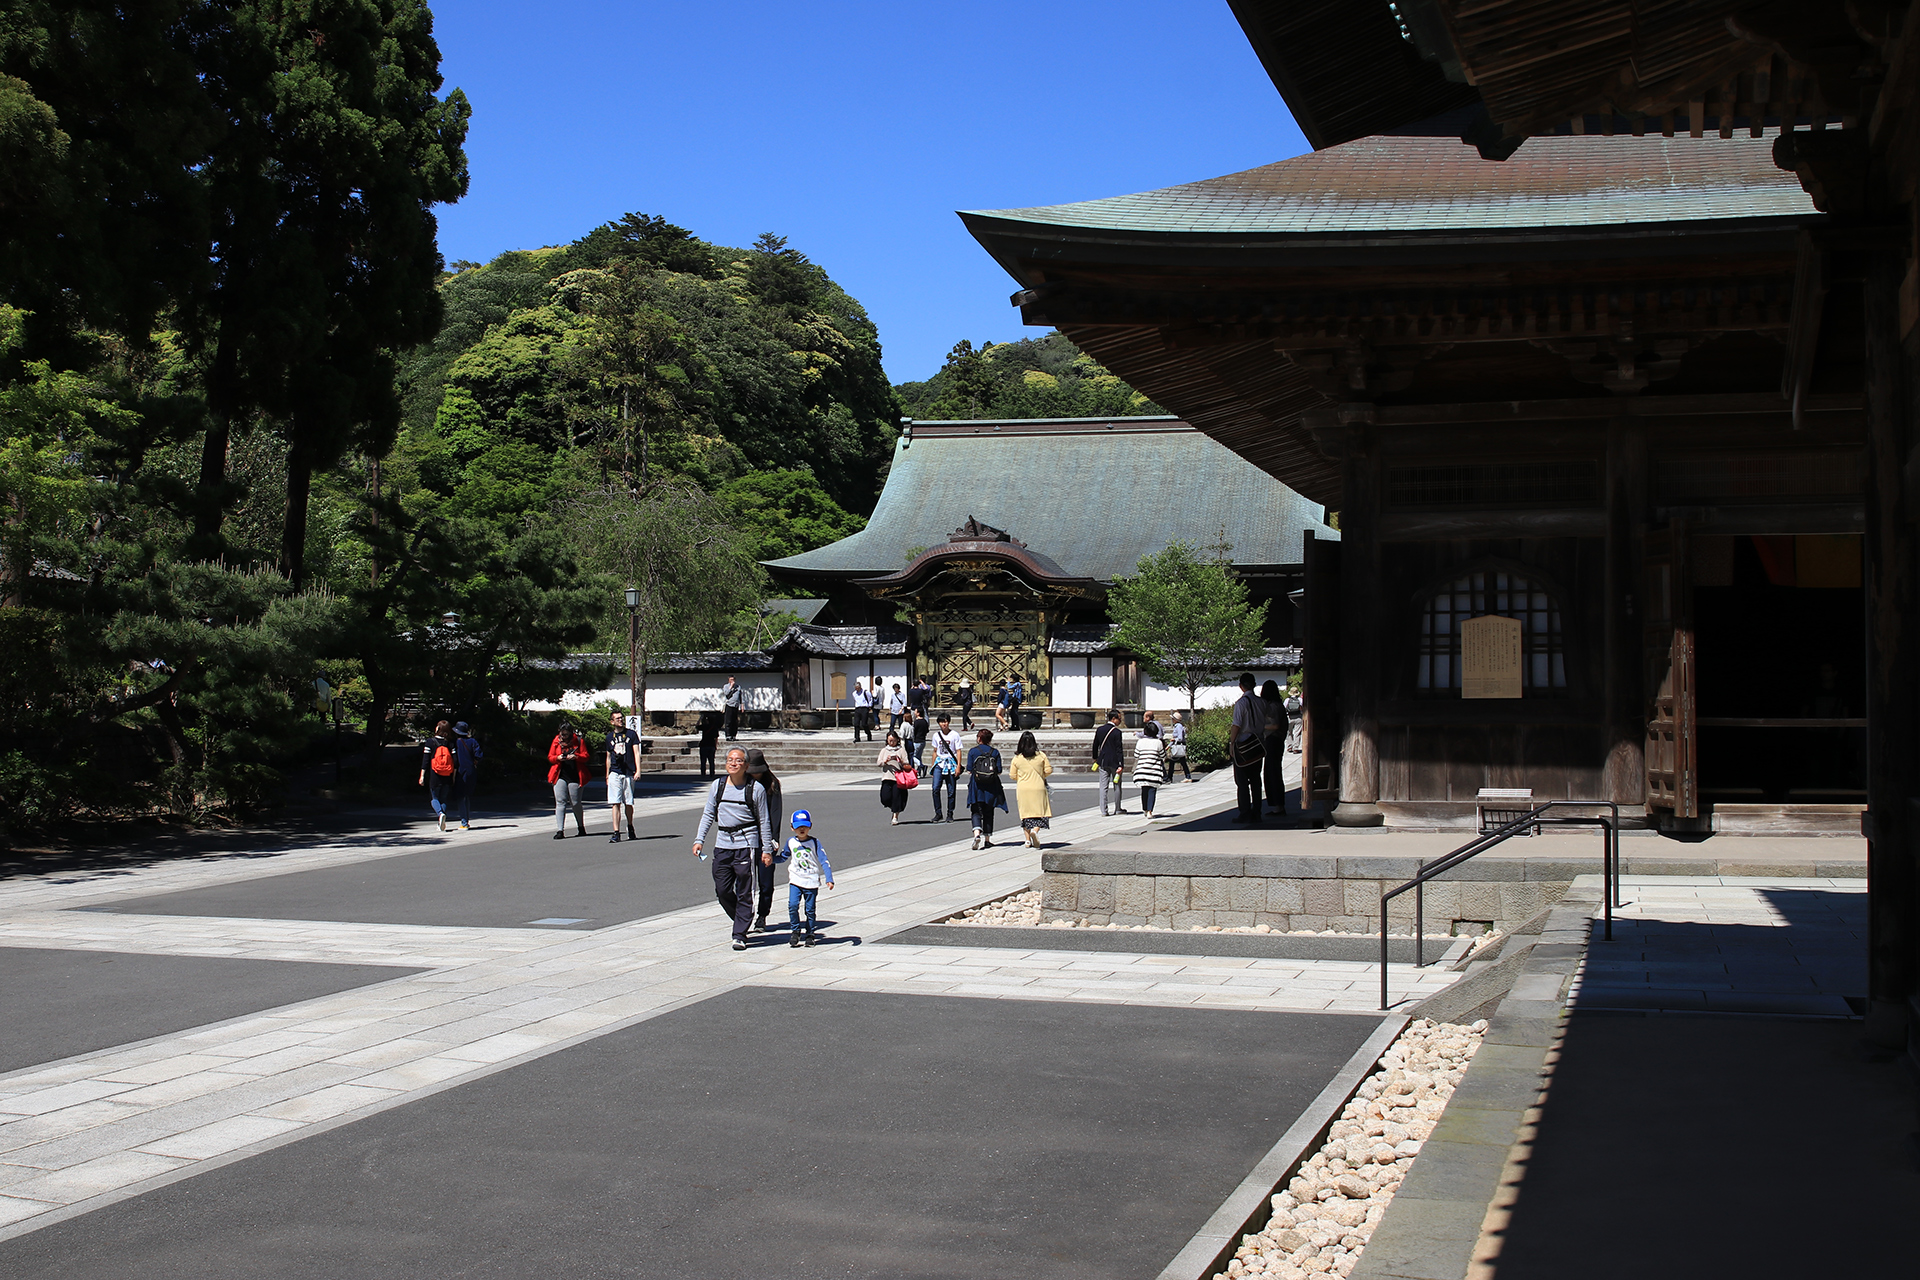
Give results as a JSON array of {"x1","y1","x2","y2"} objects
[{"x1": 924, "y1": 610, "x2": 1045, "y2": 703}]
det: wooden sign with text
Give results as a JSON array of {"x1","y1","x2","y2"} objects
[
  {"x1": 830, "y1": 672, "x2": 847, "y2": 703},
  {"x1": 1461, "y1": 614, "x2": 1523, "y2": 699}
]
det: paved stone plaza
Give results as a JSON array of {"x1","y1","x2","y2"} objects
[{"x1": 0, "y1": 769, "x2": 1450, "y2": 1277}]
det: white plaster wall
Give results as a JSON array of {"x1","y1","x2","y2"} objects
[
  {"x1": 1142, "y1": 667, "x2": 1295, "y2": 711},
  {"x1": 518, "y1": 671, "x2": 783, "y2": 713},
  {"x1": 1050, "y1": 658, "x2": 1111, "y2": 708}
]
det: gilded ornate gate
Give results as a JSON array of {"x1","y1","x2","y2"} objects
[{"x1": 923, "y1": 610, "x2": 1046, "y2": 703}]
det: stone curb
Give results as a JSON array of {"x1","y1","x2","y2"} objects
[
  {"x1": 884, "y1": 923, "x2": 1472, "y2": 965},
  {"x1": 1344, "y1": 886, "x2": 1598, "y2": 1280},
  {"x1": 1157, "y1": 1015, "x2": 1410, "y2": 1280}
]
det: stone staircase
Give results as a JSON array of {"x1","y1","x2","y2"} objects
[{"x1": 637, "y1": 734, "x2": 1106, "y2": 775}]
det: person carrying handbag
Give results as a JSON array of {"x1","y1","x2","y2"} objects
[
  {"x1": 876, "y1": 732, "x2": 915, "y2": 825},
  {"x1": 1092, "y1": 710, "x2": 1127, "y2": 816},
  {"x1": 1168, "y1": 711, "x2": 1193, "y2": 782}
]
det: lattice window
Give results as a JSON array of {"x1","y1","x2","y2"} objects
[{"x1": 1416, "y1": 571, "x2": 1566, "y2": 695}]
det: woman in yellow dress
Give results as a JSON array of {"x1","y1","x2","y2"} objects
[{"x1": 1008, "y1": 730, "x2": 1054, "y2": 848}]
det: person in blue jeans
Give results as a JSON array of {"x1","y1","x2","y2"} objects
[
  {"x1": 451, "y1": 721, "x2": 484, "y2": 830},
  {"x1": 776, "y1": 810, "x2": 835, "y2": 947}
]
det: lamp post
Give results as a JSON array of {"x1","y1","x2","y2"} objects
[{"x1": 625, "y1": 586, "x2": 641, "y2": 716}]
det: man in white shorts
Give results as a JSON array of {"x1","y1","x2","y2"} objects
[{"x1": 606, "y1": 710, "x2": 639, "y2": 842}]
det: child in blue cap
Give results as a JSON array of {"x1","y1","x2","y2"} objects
[{"x1": 776, "y1": 809, "x2": 834, "y2": 947}]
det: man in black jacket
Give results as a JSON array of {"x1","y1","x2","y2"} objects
[{"x1": 1093, "y1": 710, "x2": 1126, "y2": 816}]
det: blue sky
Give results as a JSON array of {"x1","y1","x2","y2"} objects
[{"x1": 429, "y1": 1, "x2": 1308, "y2": 384}]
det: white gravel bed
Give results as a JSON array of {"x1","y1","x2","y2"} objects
[
  {"x1": 1212, "y1": 1018, "x2": 1487, "y2": 1279},
  {"x1": 939, "y1": 890, "x2": 1461, "y2": 939}
]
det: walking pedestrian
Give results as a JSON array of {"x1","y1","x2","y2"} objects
[
  {"x1": 1261, "y1": 680, "x2": 1288, "y2": 815},
  {"x1": 419, "y1": 719, "x2": 456, "y2": 831},
  {"x1": 1009, "y1": 730, "x2": 1053, "y2": 848},
  {"x1": 605, "y1": 710, "x2": 639, "y2": 842},
  {"x1": 1168, "y1": 711, "x2": 1194, "y2": 782},
  {"x1": 909, "y1": 707, "x2": 930, "y2": 772},
  {"x1": 876, "y1": 731, "x2": 915, "y2": 825},
  {"x1": 452, "y1": 721, "x2": 483, "y2": 830},
  {"x1": 1230, "y1": 673, "x2": 1266, "y2": 824},
  {"x1": 851, "y1": 678, "x2": 874, "y2": 742},
  {"x1": 1285, "y1": 680, "x2": 1304, "y2": 754},
  {"x1": 776, "y1": 809, "x2": 834, "y2": 948},
  {"x1": 1005, "y1": 675, "x2": 1025, "y2": 727},
  {"x1": 692, "y1": 748, "x2": 775, "y2": 951},
  {"x1": 1093, "y1": 709, "x2": 1127, "y2": 816},
  {"x1": 956, "y1": 678, "x2": 975, "y2": 730},
  {"x1": 966, "y1": 728, "x2": 1006, "y2": 848},
  {"x1": 909, "y1": 675, "x2": 933, "y2": 718},
  {"x1": 744, "y1": 748, "x2": 784, "y2": 934},
  {"x1": 1134, "y1": 719, "x2": 1167, "y2": 819},
  {"x1": 698, "y1": 712, "x2": 720, "y2": 778},
  {"x1": 548, "y1": 722, "x2": 590, "y2": 839},
  {"x1": 886, "y1": 682, "x2": 906, "y2": 733},
  {"x1": 993, "y1": 683, "x2": 1010, "y2": 731},
  {"x1": 929, "y1": 713, "x2": 964, "y2": 821},
  {"x1": 721, "y1": 676, "x2": 745, "y2": 741}
]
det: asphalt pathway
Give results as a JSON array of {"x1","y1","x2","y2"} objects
[
  {"x1": 0, "y1": 948, "x2": 420, "y2": 1074},
  {"x1": 88, "y1": 778, "x2": 1104, "y2": 931},
  {"x1": 0, "y1": 988, "x2": 1382, "y2": 1280}
]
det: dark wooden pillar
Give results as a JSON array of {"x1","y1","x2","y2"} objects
[
  {"x1": 1862, "y1": 251, "x2": 1917, "y2": 1048},
  {"x1": 1603, "y1": 420, "x2": 1646, "y2": 805},
  {"x1": 1334, "y1": 423, "x2": 1383, "y2": 826}
]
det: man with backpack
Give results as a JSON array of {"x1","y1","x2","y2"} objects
[
  {"x1": 1230, "y1": 672, "x2": 1266, "y2": 824},
  {"x1": 418, "y1": 719, "x2": 457, "y2": 832},
  {"x1": 692, "y1": 747, "x2": 776, "y2": 951}
]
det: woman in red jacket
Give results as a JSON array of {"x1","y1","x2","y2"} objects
[{"x1": 549, "y1": 723, "x2": 591, "y2": 840}]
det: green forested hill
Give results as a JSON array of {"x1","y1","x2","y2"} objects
[
  {"x1": 400, "y1": 214, "x2": 897, "y2": 518},
  {"x1": 893, "y1": 332, "x2": 1163, "y2": 421}
]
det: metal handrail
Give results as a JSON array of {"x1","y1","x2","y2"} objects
[{"x1": 1379, "y1": 800, "x2": 1621, "y2": 1010}]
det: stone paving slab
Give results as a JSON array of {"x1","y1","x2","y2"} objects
[
  {"x1": 0, "y1": 780, "x2": 1257, "y2": 1241},
  {"x1": 0, "y1": 948, "x2": 423, "y2": 1075},
  {"x1": 0, "y1": 989, "x2": 1387, "y2": 1280}
]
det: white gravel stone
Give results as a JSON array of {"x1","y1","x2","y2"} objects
[{"x1": 1210, "y1": 1018, "x2": 1486, "y2": 1280}]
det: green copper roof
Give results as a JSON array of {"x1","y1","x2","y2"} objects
[
  {"x1": 766, "y1": 418, "x2": 1335, "y2": 581},
  {"x1": 966, "y1": 133, "x2": 1816, "y2": 236}
]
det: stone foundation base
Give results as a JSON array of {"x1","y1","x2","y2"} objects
[{"x1": 1037, "y1": 850, "x2": 1580, "y2": 935}]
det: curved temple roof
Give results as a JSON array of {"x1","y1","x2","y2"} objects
[
  {"x1": 766, "y1": 417, "x2": 1335, "y2": 583},
  {"x1": 965, "y1": 133, "x2": 1815, "y2": 238}
]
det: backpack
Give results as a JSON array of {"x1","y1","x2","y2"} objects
[
  {"x1": 970, "y1": 750, "x2": 999, "y2": 778},
  {"x1": 430, "y1": 742, "x2": 455, "y2": 776},
  {"x1": 711, "y1": 777, "x2": 760, "y2": 832}
]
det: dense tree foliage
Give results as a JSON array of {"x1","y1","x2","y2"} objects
[
  {"x1": 893, "y1": 331, "x2": 1162, "y2": 421},
  {"x1": 1108, "y1": 540, "x2": 1269, "y2": 714},
  {"x1": 0, "y1": 5, "x2": 890, "y2": 835}
]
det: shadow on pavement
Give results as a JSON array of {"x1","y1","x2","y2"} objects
[{"x1": 1486, "y1": 1010, "x2": 1916, "y2": 1278}]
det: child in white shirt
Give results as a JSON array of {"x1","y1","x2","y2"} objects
[{"x1": 776, "y1": 810, "x2": 835, "y2": 947}]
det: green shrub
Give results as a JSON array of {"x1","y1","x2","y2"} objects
[{"x1": 1186, "y1": 708, "x2": 1233, "y2": 772}]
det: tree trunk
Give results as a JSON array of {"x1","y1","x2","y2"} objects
[
  {"x1": 192, "y1": 337, "x2": 239, "y2": 557},
  {"x1": 1, "y1": 492, "x2": 23, "y2": 607},
  {"x1": 282, "y1": 434, "x2": 312, "y2": 587},
  {"x1": 367, "y1": 456, "x2": 381, "y2": 587}
]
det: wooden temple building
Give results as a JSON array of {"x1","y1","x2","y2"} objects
[
  {"x1": 964, "y1": 2, "x2": 1920, "y2": 1054},
  {"x1": 765, "y1": 415, "x2": 1332, "y2": 710}
]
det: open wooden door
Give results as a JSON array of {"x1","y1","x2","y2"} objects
[
  {"x1": 1644, "y1": 518, "x2": 1698, "y2": 817},
  {"x1": 1300, "y1": 530, "x2": 1341, "y2": 808}
]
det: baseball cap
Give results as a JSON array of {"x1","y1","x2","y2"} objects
[{"x1": 790, "y1": 810, "x2": 812, "y2": 829}]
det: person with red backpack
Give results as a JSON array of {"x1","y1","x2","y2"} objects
[
  {"x1": 548, "y1": 722, "x2": 591, "y2": 839},
  {"x1": 418, "y1": 720, "x2": 457, "y2": 832}
]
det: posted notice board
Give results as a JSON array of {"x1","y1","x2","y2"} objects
[{"x1": 1461, "y1": 614, "x2": 1523, "y2": 699}]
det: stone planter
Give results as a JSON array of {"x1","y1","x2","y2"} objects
[
  {"x1": 1122, "y1": 708, "x2": 1143, "y2": 728},
  {"x1": 1017, "y1": 709, "x2": 1042, "y2": 730},
  {"x1": 649, "y1": 710, "x2": 677, "y2": 728},
  {"x1": 747, "y1": 710, "x2": 773, "y2": 730},
  {"x1": 1069, "y1": 711, "x2": 1096, "y2": 730},
  {"x1": 797, "y1": 712, "x2": 824, "y2": 730}
]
